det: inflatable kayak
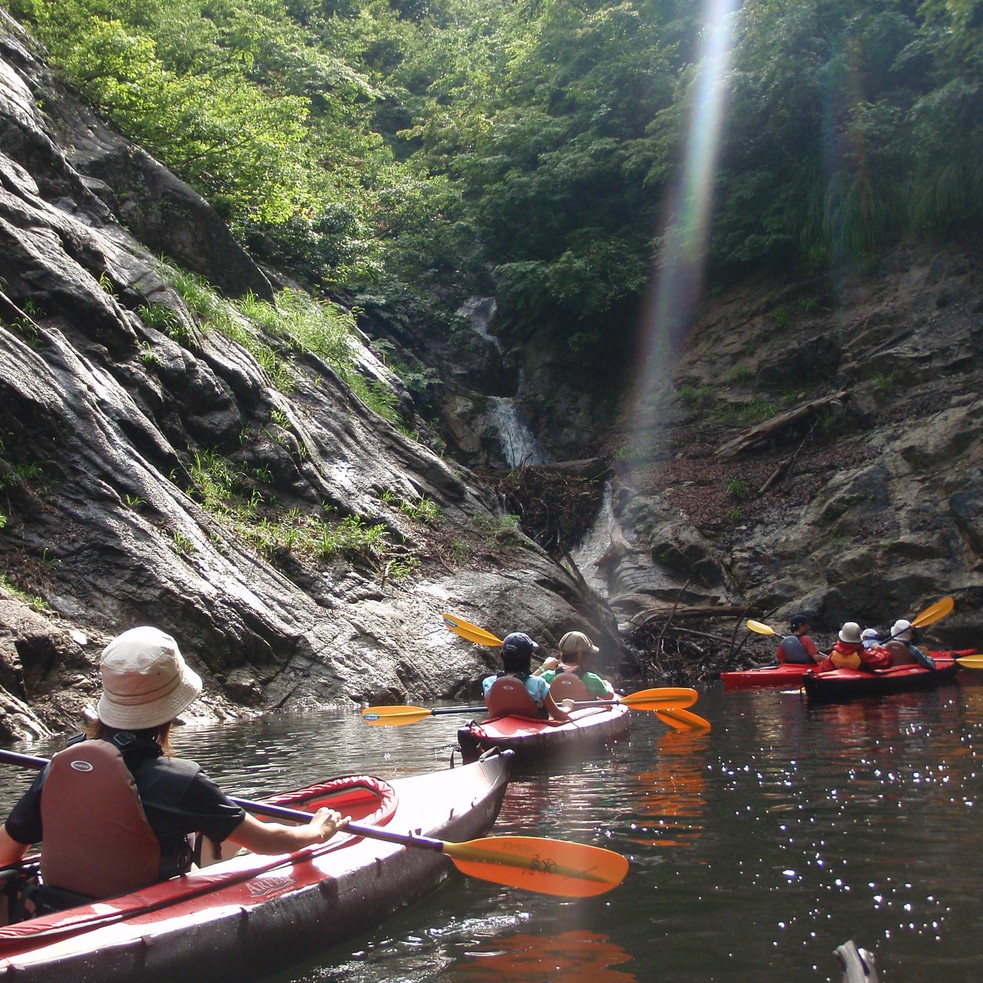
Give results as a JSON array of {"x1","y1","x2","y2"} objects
[
  {"x1": 801, "y1": 653, "x2": 963, "y2": 700},
  {"x1": 721, "y1": 662, "x2": 812, "y2": 690},
  {"x1": 722, "y1": 648, "x2": 971, "y2": 691},
  {"x1": 0, "y1": 752, "x2": 511, "y2": 982},
  {"x1": 458, "y1": 703, "x2": 631, "y2": 764}
]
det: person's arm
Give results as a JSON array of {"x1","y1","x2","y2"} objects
[
  {"x1": 544, "y1": 692, "x2": 571, "y2": 723},
  {"x1": 224, "y1": 807, "x2": 346, "y2": 855},
  {"x1": 801, "y1": 635, "x2": 824, "y2": 663},
  {"x1": 0, "y1": 826, "x2": 31, "y2": 866},
  {"x1": 533, "y1": 657, "x2": 560, "y2": 677}
]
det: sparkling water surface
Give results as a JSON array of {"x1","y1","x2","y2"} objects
[{"x1": 4, "y1": 678, "x2": 982, "y2": 982}]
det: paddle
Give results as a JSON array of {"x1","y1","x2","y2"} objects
[
  {"x1": 0, "y1": 748, "x2": 628, "y2": 898},
  {"x1": 362, "y1": 686, "x2": 701, "y2": 726},
  {"x1": 442, "y1": 613, "x2": 503, "y2": 647},
  {"x1": 954, "y1": 654, "x2": 983, "y2": 668}
]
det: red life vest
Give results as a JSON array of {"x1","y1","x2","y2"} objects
[{"x1": 40, "y1": 740, "x2": 161, "y2": 899}]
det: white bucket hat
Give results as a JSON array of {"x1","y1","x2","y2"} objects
[
  {"x1": 558, "y1": 631, "x2": 600, "y2": 656},
  {"x1": 891, "y1": 619, "x2": 913, "y2": 641},
  {"x1": 97, "y1": 627, "x2": 202, "y2": 729},
  {"x1": 838, "y1": 621, "x2": 862, "y2": 644}
]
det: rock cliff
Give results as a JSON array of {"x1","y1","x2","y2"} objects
[{"x1": 0, "y1": 13, "x2": 607, "y2": 740}]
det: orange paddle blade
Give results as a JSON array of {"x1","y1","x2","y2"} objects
[
  {"x1": 443, "y1": 836, "x2": 628, "y2": 898},
  {"x1": 620, "y1": 687, "x2": 698, "y2": 711},
  {"x1": 955, "y1": 654, "x2": 983, "y2": 668},
  {"x1": 656, "y1": 707, "x2": 711, "y2": 732},
  {"x1": 442, "y1": 613, "x2": 504, "y2": 647},
  {"x1": 911, "y1": 596, "x2": 954, "y2": 628},
  {"x1": 361, "y1": 705, "x2": 433, "y2": 726}
]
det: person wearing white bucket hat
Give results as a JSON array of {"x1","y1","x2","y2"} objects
[
  {"x1": 815, "y1": 621, "x2": 892, "y2": 674},
  {"x1": 884, "y1": 618, "x2": 937, "y2": 669},
  {"x1": 0, "y1": 627, "x2": 344, "y2": 900}
]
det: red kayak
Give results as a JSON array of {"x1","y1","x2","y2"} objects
[
  {"x1": 721, "y1": 663, "x2": 812, "y2": 690},
  {"x1": 722, "y1": 648, "x2": 972, "y2": 691},
  {"x1": 801, "y1": 653, "x2": 966, "y2": 700},
  {"x1": 458, "y1": 704, "x2": 631, "y2": 764},
  {"x1": 0, "y1": 753, "x2": 511, "y2": 982}
]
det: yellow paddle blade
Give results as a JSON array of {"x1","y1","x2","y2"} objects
[
  {"x1": 746, "y1": 619, "x2": 779, "y2": 636},
  {"x1": 656, "y1": 707, "x2": 711, "y2": 732},
  {"x1": 361, "y1": 705, "x2": 433, "y2": 726},
  {"x1": 443, "y1": 835, "x2": 628, "y2": 898},
  {"x1": 955, "y1": 654, "x2": 983, "y2": 668},
  {"x1": 911, "y1": 596, "x2": 955, "y2": 628},
  {"x1": 620, "y1": 687, "x2": 698, "y2": 711},
  {"x1": 442, "y1": 612, "x2": 504, "y2": 647}
]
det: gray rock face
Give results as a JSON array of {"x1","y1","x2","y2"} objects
[{"x1": 0, "y1": 14, "x2": 596, "y2": 736}]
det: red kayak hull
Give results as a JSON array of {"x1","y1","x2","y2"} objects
[
  {"x1": 722, "y1": 649, "x2": 972, "y2": 691},
  {"x1": 802, "y1": 655, "x2": 962, "y2": 700},
  {"x1": 721, "y1": 663, "x2": 812, "y2": 690},
  {"x1": 0, "y1": 753, "x2": 511, "y2": 982},
  {"x1": 457, "y1": 704, "x2": 631, "y2": 764}
]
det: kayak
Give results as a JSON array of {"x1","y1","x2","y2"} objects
[
  {"x1": 0, "y1": 753, "x2": 511, "y2": 981},
  {"x1": 722, "y1": 648, "x2": 971, "y2": 691},
  {"x1": 801, "y1": 653, "x2": 962, "y2": 700},
  {"x1": 721, "y1": 663, "x2": 812, "y2": 690},
  {"x1": 457, "y1": 704, "x2": 631, "y2": 764}
]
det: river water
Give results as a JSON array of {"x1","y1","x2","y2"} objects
[{"x1": 3, "y1": 676, "x2": 982, "y2": 982}]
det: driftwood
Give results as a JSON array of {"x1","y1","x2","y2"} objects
[{"x1": 716, "y1": 390, "x2": 852, "y2": 458}]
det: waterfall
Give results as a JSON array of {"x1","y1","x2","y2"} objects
[
  {"x1": 456, "y1": 296, "x2": 547, "y2": 469},
  {"x1": 488, "y1": 396, "x2": 545, "y2": 468}
]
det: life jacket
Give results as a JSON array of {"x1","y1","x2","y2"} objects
[
  {"x1": 485, "y1": 676, "x2": 544, "y2": 719},
  {"x1": 778, "y1": 635, "x2": 811, "y2": 664},
  {"x1": 548, "y1": 671, "x2": 592, "y2": 703},
  {"x1": 40, "y1": 739, "x2": 161, "y2": 899}
]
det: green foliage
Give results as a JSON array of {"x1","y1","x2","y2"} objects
[
  {"x1": 726, "y1": 477, "x2": 751, "y2": 502},
  {"x1": 7, "y1": 0, "x2": 981, "y2": 351}
]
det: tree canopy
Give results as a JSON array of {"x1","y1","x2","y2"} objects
[{"x1": 6, "y1": 0, "x2": 981, "y2": 343}]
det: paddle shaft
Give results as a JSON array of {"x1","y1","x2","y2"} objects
[{"x1": 0, "y1": 748, "x2": 448, "y2": 854}]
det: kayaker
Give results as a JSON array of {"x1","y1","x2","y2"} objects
[
  {"x1": 0, "y1": 626, "x2": 346, "y2": 901},
  {"x1": 884, "y1": 619, "x2": 937, "y2": 669},
  {"x1": 483, "y1": 631, "x2": 570, "y2": 721},
  {"x1": 535, "y1": 631, "x2": 615, "y2": 699},
  {"x1": 776, "y1": 614, "x2": 824, "y2": 664},
  {"x1": 815, "y1": 622, "x2": 892, "y2": 674},
  {"x1": 861, "y1": 627, "x2": 882, "y2": 649}
]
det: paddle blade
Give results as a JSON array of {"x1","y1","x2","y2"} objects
[
  {"x1": 361, "y1": 705, "x2": 433, "y2": 726},
  {"x1": 443, "y1": 613, "x2": 504, "y2": 647},
  {"x1": 620, "y1": 687, "x2": 698, "y2": 711},
  {"x1": 746, "y1": 619, "x2": 778, "y2": 636},
  {"x1": 443, "y1": 836, "x2": 628, "y2": 898},
  {"x1": 955, "y1": 654, "x2": 983, "y2": 669},
  {"x1": 911, "y1": 596, "x2": 954, "y2": 628},
  {"x1": 656, "y1": 707, "x2": 711, "y2": 732}
]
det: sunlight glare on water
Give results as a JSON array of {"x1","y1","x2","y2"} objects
[{"x1": 3, "y1": 678, "x2": 982, "y2": 981}]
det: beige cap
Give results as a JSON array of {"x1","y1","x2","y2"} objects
[
  {"x1": 558, "y1": 631, "x2": 600, "y2": 656},
  {"x1": 890, "y1": 619, "x2": 912, "y2": 641},
  {"x1": 838, "y1": 622, "x2": 862, "y2": 644},
  {"x1": 97, "y1": 627, "x2": 202, "y2": 730}
]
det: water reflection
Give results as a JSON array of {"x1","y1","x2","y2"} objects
[
  {"x1": 451, "y1": 929, "x2": 635, "y2": 982},
  {"x1": 4, "y1": 681, "x2": 983, "y2": 981}
]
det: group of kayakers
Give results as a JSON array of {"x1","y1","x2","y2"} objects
[{"x1": 777, "y1": 614, "x2": 936, "y2": 673}]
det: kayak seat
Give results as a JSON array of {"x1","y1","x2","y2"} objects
[
  {"x1": 40, "y1": 741, "x2": 161, "y2": 900},
  {"x1": 548, "y1": 672, "x2": 592, "y2": 703},
  {"x1": 883, "y1": 640, "x2": 915, "y2": 666},
  {"x1": 485, "y1": 677, "x2": 543, "y2": 720}
]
